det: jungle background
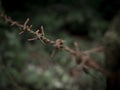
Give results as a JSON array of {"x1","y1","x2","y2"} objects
[{"x1": 0, "y1": 0, "x2": 120, "y2": 90}]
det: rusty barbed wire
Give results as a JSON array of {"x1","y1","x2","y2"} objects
[{"x1": 0, "y1": 12, "x2": 111, "y2": 78}]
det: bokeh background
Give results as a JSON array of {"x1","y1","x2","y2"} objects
[{"x1": 0, "y1": 0, "x2": 120, "y2": 90}]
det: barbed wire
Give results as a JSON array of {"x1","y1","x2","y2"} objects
[{"x1": 0, "y1": 12, "x2": 111, "y2": 78}]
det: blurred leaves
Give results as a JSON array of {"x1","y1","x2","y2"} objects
[{"x1": 1, "y1": 0, "x2": 117, "y2": 90}]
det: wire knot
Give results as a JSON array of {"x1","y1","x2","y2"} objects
[{"x1": 54, "y1": 39, "x2": 64, "y2": 49}]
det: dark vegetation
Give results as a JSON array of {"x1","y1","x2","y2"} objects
[{"x1": 0, "y1": 0, "x2": 120, "y2": 90}]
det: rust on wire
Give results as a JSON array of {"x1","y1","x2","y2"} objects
[{"x1": 0, "y1": 12, "x2": 111, "y2": 78}]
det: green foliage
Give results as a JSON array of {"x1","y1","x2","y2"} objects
[{"x1": 1, "y1": 0, "x2": 116, "y2": 90}]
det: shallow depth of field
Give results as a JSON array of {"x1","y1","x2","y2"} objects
[{"x1": 0, "y1": 0, "x2": 120, "y2": 90}]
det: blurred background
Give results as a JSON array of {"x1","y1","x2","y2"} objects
[{"x1": 0, "y1": 0, "x2": 120, "y2": 90}]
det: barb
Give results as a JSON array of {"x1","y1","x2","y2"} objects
[{"x1": 0, "y1": 12, "x2": 110, "y2": 78}]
